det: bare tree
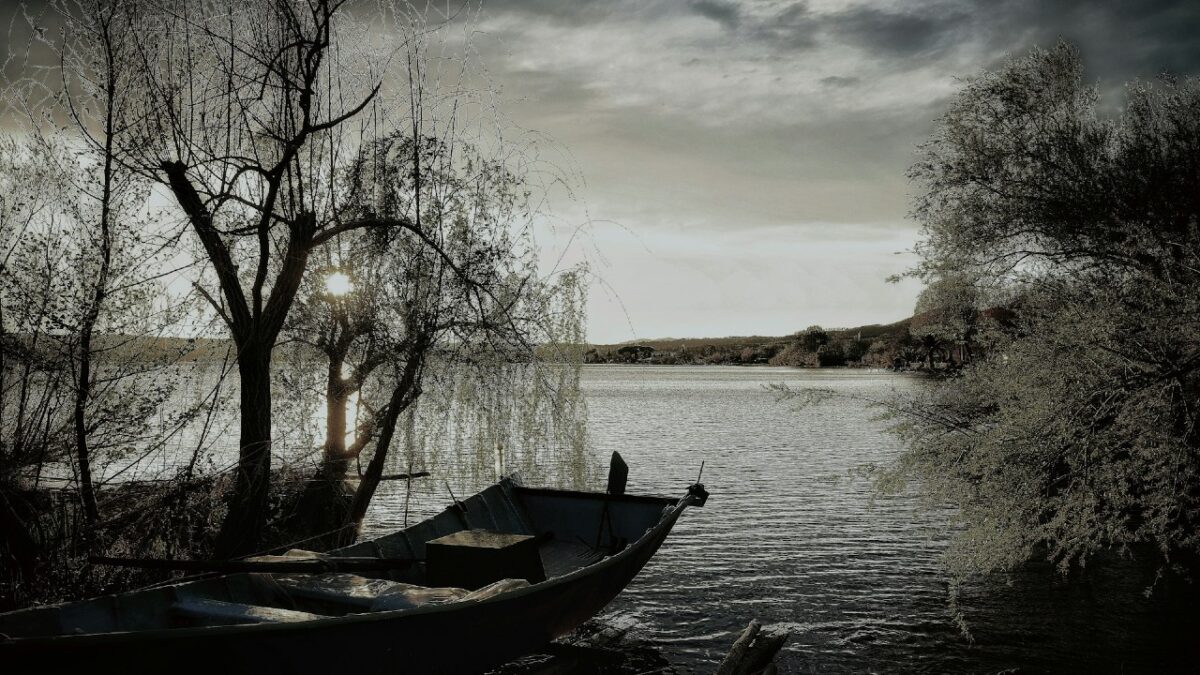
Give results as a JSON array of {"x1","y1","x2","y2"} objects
[
  {"x1": 115, "y1": 0, "x2": 434, "y2": 555},
  {"x1": 58, "y1": 0, "x2": 144, "y2": 525},
  {"x1": 0, "y1": 0, "x2": 204, "y2": 603},
  {"x1": 7, "y1": 0, "x2": 589, "y2": 561},
  {"x1": 2, "y1": 0, "x2": 186, "y2": 524}
]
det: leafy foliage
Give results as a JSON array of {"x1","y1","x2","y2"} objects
[{"x1": 890, "y1": 42, "x2": 1200, "y2": 579}]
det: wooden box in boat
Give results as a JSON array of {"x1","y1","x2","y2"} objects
[{"x1": 425, "y1": 529, "x2": 546, "y2": 589}]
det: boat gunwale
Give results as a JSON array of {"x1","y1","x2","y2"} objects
[
  {"x1": 0, "y1": 486, "x2": 695, "y2": 648},
  {"x1": 513, "y1": 486, "x2": 679, "y2": 507}
]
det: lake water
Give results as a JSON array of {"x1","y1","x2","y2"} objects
[
  {"x1": 77, "y1": 363, "x2": 1200, "y2": 672},
  {"x1": 481, "y1": 365, "x2": 1194, "y2": 674}
]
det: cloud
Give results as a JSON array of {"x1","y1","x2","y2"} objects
[
  {"x1": 463, "y1": 0, "x2": 1200, "y2": 338},
  {"x1": 689, "y1": 0, "x2": 741, "y2": 29},
  {"x1": 747, "y1": 2, "x2": 817, "y2": 52},
  {"x1": 474, "y1": 0, "x2": 1200, "y2": 194},
  {"x1": 820, "y1": 75, "x2": 861, "y2": 88},
  {"x1": 821, "y1": 6, "x2": 971, "y2": 59},
  {"x1": 469, "y1": 0, "x2": 619, "y2": 26},
  {"x1": 977, "y1": 0, "x2": 1200, "y2": 82},
  {"x1": 6, "y1": 0, "x2": 1200, "y2": 339}
]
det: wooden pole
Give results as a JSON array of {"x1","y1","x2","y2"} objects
[
  {"x1": 379, "y1": 471, "x2": 430, "y2": 482},
  {"x1": 715, "y1": 620, "x2": 789, "y2": 675},
  {"x1": 716, "y1": 620, "x2": 761, "y2": 675}
]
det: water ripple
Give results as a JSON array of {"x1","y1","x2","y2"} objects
[
  {"x1": 570, "y1": 366, "x2": 1199, "y2": 674},
  {"x1": 359, "y1": 365, "x2": 1198, "y2": 673}
]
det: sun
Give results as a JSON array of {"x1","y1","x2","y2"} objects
[{"x1": 324, "y1": 271, "x2": 354, "y2": 296}]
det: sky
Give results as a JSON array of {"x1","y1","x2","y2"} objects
[
  {"x1": 4, "y1": 0, "x2": 1200, "y2": 343},
  {"x1": 455, "y1": 0, "x2": 1200, "y2": 342}
]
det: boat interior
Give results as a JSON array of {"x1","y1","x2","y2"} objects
[{"x1": 0, "y1": 481, "x2": 678, "y2": 639}]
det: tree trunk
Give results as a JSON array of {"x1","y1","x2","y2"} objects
[
  {"x1": 323, "y1": 355, "x2": 350, "y2": 469},
  {"x1": 72, "y1": 25, "x2": 118, "y2": 528},
  {"x1": 272, "y1": 354, "x2": 356, "y2": 551},
  {"x1": 214, "y1": 343, "x2": 274, "y2": 558},
  {"x1": 72, "y1": 331, "x2": 101, "y2": 526},
  {"x1": 278, "y1": 351, "x2": 368, "y2": 551},
  {"x1": 338, "y1": 349, "x2": 425, "y2": 546}
]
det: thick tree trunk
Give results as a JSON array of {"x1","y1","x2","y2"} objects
[
  {"x1": 214, "y1": 344, "x2": 274, "y2": 558},
  {"x1": 323, "y1": 355, "x2": 350, "y2": 469}
]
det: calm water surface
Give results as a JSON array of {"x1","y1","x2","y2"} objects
[
  {"x1": 112, "y1": 363, "x2": 1198, "y2": 673},
  {"x1": 510, "y1": 365, "x2": 1195, "y2": 674}
]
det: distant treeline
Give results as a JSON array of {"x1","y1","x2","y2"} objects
[
  {"x1": 584, "y1": 303, "x2": 1020, "y2": 369},
  {"x1": 4, "y1": 334, "x2": 558, "y2": 370},
  {"x1": 1, "y1": 334, "x2": 234, "y2": 366},
  {"x1": 4, "y1": 324, "x2": 985, "y2": 371},
  {"x1": 585, "y1": 319, "x2": 918, "y2": 368}
]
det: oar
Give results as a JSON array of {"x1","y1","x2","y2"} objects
[
  {"x1": 89, "y1": 555, "x2": 419, "y2": 575},
  {"x1": 378, "y1": 470, "x2": 431, "y2": 482}
]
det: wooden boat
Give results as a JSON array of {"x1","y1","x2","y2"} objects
[{"x1": 0, "y1": 473, "x2": 708, "y2": 674}]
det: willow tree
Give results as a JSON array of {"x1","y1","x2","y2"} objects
[
  {"x1": 889, "y1": 42, "x2": 1200, "y2": 581},
  {"x1": 282, "y1": 85, "x2": 591, "y2": 544},
  {"x1": 115, "y1": 0, "x2": 452, "y2": 556}
]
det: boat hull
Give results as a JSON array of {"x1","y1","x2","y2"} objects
[{"x1": 1, "y1": 493, "x2": 690, "y2": 674}]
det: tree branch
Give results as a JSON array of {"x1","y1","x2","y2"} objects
[{"x1": 161, "y1": 160, "x2": 252, "y2": 334}]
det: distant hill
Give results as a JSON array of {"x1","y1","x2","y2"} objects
[{"x1": 585, "y1": 318, "x2": 915, "y2": 367}]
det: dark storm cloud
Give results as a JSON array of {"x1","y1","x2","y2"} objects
[
  {"x1": 688, "y1": 0, "x2": 741, "y2": 29},
  {"x1": 472, "y1": 0, "x2": 1200, "y2": 81},
  {"x1": 820, "y1": 7, "x2": 971, "y2": 59},
  {"x1": 976, "y1": 0, "x2": 1200, "y2": 81},
  {"x1": 830, "y1": 1, "x2": 1200, "y2": 80},
  {"x1": 748, "y1": 2, "x2": 817, "y2": 52},
  {"x1": 685, "y1": 2, "x2": 962, "y2": 58},
  {"x1": 660, "y1": 0, "x2": 1200, "y2": 79},
  {"x1": 471, "y1": 0, "x2": 1200, "y2": 232},
  {"x1": 470, "y1": 0, "x2": 619, "y2": 26}
]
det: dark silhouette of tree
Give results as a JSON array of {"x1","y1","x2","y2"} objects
[
  {"x1": 116, "y1": 0, "x2": 458, "y2": 556},
  {"x1": 798, "y1": 325, "x2": 829, "y2": 353},
  {"x1": 283, "y1": 127, "x2": 564, "y2": 546}
]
